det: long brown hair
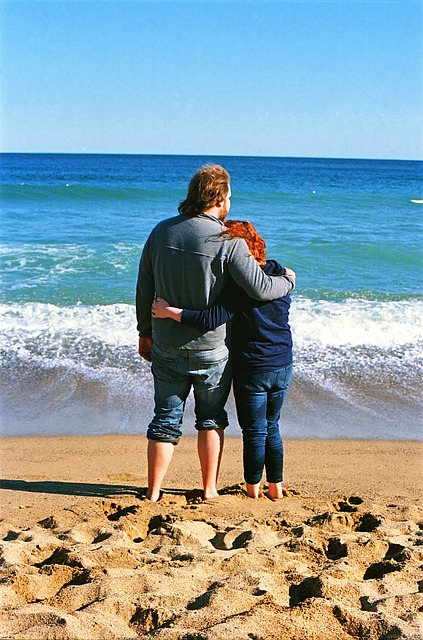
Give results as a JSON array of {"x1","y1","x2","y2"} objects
[
  {"x1": 223, "y1": 220, "x2": 267, "y2": 267},
  {"x1": 178, "y1": 164, "x2": 230, "y2": 217}
]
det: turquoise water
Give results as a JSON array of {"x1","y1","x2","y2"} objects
[{"x1": 1, "y1": 153, "x2": 422, "y2": 439}]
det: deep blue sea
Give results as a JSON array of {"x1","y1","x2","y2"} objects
[{"x1": 1, "y1": 153, "x2": 422, "y2": 440}]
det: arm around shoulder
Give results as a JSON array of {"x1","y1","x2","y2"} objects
[{"x1": 227, "y1": 238, "x2": 294, "y2": 301}]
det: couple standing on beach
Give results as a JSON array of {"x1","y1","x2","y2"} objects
[{"x1": 136, "y1": 164, "x2": 296, "y2": 502}]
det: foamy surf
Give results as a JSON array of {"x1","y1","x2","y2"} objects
[
  {"x1": 2, "y1": 298, "x2": 421, "y2": 352},
  {"x1": 1, "y1": 299, "x2": 422, "y2": 440}
]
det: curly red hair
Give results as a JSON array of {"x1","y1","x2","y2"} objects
[{"x1": 223, "y1": 220, "x2": 267, "y2": 267}]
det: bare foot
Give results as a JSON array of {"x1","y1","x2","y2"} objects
[
  {"x1": 245, "y1": 482, "x2": 261, "y2": 499},
  {"x1": 146, "y1": 490, "x2": 162, "y2": 502},
  {"x1": 266, "y1": 482, "x2": 284, "y2": 500},
  {"x1": 203, "y1": 489, "x2": 219, "y2": 500},
  {"x1": 266, "y1": 492, "x2": 284, "y2": 501}
]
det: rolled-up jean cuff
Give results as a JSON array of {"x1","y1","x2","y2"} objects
[
  {"x1": 266, "y1": 475, "x2": 283, "y2": 484},
  {"x1": 195, "y1": 417, "x2": 228, "y2": 431},
  {"x1": 147, "y1": 426, "x2": 180, "y2": 445}
]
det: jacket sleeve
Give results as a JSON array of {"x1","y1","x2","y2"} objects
[
  {"x1": 227, "y1": 238, "x2": 294, "y2": 301},
  {"x1": 136, "y1": 238, "x2": 155, "y2": 337},
  {"x1": 180, "y1": 281, "x2": 240, "y2": 331}
]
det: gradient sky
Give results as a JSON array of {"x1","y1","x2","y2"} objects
[{"x1": 2, "y1": 0, "x2": 422, "y2": 159}]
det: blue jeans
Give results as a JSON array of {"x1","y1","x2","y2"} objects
[
  {"x1": 147, "y1": 343, "x2": 232, "y2": 445},
  {"x1": 233, "y1": 365, "x2": 293, "y2": 485}
]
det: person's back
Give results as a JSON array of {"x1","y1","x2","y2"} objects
[
  {"x1": 232, "y1": 259, "x2": 292, "y2": 373},
  {"x1": 137, "y1": 212, "x2": 229, "y2": 351},
  {"x1": 137, "y1": 213, "x2": 292, "y2": 352}
]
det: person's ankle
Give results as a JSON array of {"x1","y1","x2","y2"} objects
[
  {"x1": 146, "y1": 489, "x2": 161, "y2": 502},
  {"x1": 203, "y1": 487, "x2": 219, "y2": 500},
  {"x1": 266, "y1": 482, "x2": 283, "y2": 500},
  {"x1": 245, "y1": 482, "x2": 260, "y2": 499}
]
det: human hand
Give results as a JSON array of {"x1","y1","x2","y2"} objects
[
  {"x1": 152, "y1": 297, "x2": 171, "y2": 319},
  {"x1": 284, "y1": 267, "x2": 296, "y2": 287},
  {"x1": 152, "y1": 297, "x2": 183, "y2": 323},
  {"x1": 138, "y1": 336, "x2": 152, "y2": 362}
]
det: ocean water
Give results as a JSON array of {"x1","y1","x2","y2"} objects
[{"x1": 1, "y1": 153, "x2": 422, "y2": 440}]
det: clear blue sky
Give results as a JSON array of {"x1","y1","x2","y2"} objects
[{"x1": 2, "y1": 0, "x2": 422, "y2": 159}]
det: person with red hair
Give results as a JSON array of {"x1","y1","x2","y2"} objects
[{"x1": 152, "y1": 221, "x2": 295, "y2": 500}]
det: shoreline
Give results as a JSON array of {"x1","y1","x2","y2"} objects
[{"x1": 1, "y1": 435, "x2": 422, "y2": 639}]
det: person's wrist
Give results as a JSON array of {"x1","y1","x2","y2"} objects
[{"x1": 169, "y1": 307, "x2": 182, "y2": 322}]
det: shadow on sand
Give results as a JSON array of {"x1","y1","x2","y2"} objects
[{"x1": 0, "y1": 478, "x2": 193, "y2": 500}]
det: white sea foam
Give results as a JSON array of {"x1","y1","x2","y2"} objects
[
  {"x1": 291, "y1": 297, "x2": 423, "y2": 349},
  {"x1": 0, "y1": 302, "x2": 135, "y2": 349},
  {"x1": 1, "y1": 299, "x2": 422, "y2": 353}
]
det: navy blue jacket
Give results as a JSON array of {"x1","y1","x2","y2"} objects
[{"x1": 182, "y1": 260, "x2": 292, "y2": 373}]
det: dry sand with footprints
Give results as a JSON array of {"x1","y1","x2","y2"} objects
[{"x1": 0, "y1": 435, "x2": 422, "y2": 639}]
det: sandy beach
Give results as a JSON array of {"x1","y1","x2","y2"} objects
[{"x1": 0, "y1": 435, "x2": 422, "y2": 639}]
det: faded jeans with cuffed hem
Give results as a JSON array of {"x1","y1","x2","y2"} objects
[
  {"x1": 233, "y1": 364, "x2": 293, "y2": 485},
  {"x1": 147, "y1": 343, "x2": 232, "y2": 445}
]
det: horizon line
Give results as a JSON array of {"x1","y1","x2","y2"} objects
[{"x1": 1, "y1": 151, "x2": 422, "y2": 163}]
